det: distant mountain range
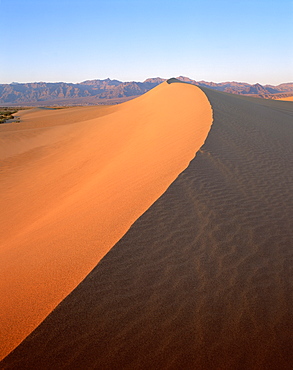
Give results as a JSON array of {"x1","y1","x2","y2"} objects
[{"x1": 1, "y1": 77, "x2": 293, "y2": 106}]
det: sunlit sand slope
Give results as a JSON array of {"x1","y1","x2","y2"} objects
[
  {"x1": 0, "y1": 82, "x2": 212, "y2": 360},
  {"x1": 276, "y1": 96, "x2": 293, "y2": 101},
  {"x1": 2, "y1": 87, "x2": 292, "y2": 370}
]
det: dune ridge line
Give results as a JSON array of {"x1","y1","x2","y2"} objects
[{"x1": 0, "y1": 81, "x2": 213, "y2": 360}]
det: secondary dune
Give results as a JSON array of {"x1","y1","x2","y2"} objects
[
  {"x1": 0, "y1": 81, "x2": 212, "y2": 360},
  {"x1": 1, "y1": 86, "x2": 292, "y2": 369},
  {"x1": 276, "y1": 96, "x2": 293, "y2": 101}
]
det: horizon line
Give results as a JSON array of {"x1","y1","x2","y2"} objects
[{"x1": 1, "y1": 77, "x2": 293, "y2": 86}]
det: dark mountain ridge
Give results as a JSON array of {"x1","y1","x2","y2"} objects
[{"x1": 1, "y1": 77, "x2": 292, "y2": 106}]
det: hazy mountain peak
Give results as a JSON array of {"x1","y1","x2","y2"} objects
[{"x1": 1, "y1": 78, "x2": 292, "y2": 106}]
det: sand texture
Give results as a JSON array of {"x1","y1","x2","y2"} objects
[
  {"x1": 0, "y1": 82, "x2": 212, "y2": 360},
  {"x1": 1, "y1": 85, "x2": 293, "y2": 369}
]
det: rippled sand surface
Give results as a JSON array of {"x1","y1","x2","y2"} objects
[{"x1": 1, "y1": 88, "x2": 293, "y2": 369}]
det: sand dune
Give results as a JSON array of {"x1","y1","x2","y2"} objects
[
  {"x1": 1, "y1": 83, "x2": 293, "y2": 369},
  {"x1": 276, "y1": 96, "x2": 293, "y2": 101},
  {"x1": 0, "y1": 81, "x2": 212, "y2": 360}
]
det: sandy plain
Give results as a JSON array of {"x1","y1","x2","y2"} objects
[
  {"x1": 1, "y1": 82, "x2": 293, "y2": 369},
  {"x1": 0, "y1": 81, "x2": 212, "y2": 361}
]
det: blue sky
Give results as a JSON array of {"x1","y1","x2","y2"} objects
[{"x1": 1, "y1": 0, "x2": 292, "y2": 85}]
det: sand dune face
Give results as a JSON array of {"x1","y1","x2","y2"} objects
[
  {"x1": 0, "y1": 82, "x2": 212, "y2": 360},
  {"x1": 1, "y1": 86, "x2": 292, "y2": 369},
  {"x1": 276, "y1": 96, "x2": 293, "y2": 101}
]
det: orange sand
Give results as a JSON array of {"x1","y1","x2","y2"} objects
[
  {"x1": 0, "y1": 82, "x2": 212, "y2": 359},
  {"x1": 276, "y1": 96, "x2": 293, "y2": 101}
]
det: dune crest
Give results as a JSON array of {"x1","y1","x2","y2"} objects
[{"x1": 0, "y1": 81, "x2": 212, "y2": 359}]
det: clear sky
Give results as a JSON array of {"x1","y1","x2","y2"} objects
[{"x1": 1, "y1": 0, "x2": 292, "y2": 85}]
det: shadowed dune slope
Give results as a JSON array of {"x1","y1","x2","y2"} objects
[
  {"x1": 1, "y1": 89, "x2": 293, "y2": 369},
  {"x1": 0, "y1": 82, "x2": 212, "y2": 360}
]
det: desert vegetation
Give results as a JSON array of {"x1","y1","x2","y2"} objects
[{"x1": 0, "y1": 108, "x2": 18, "y2": 123}]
